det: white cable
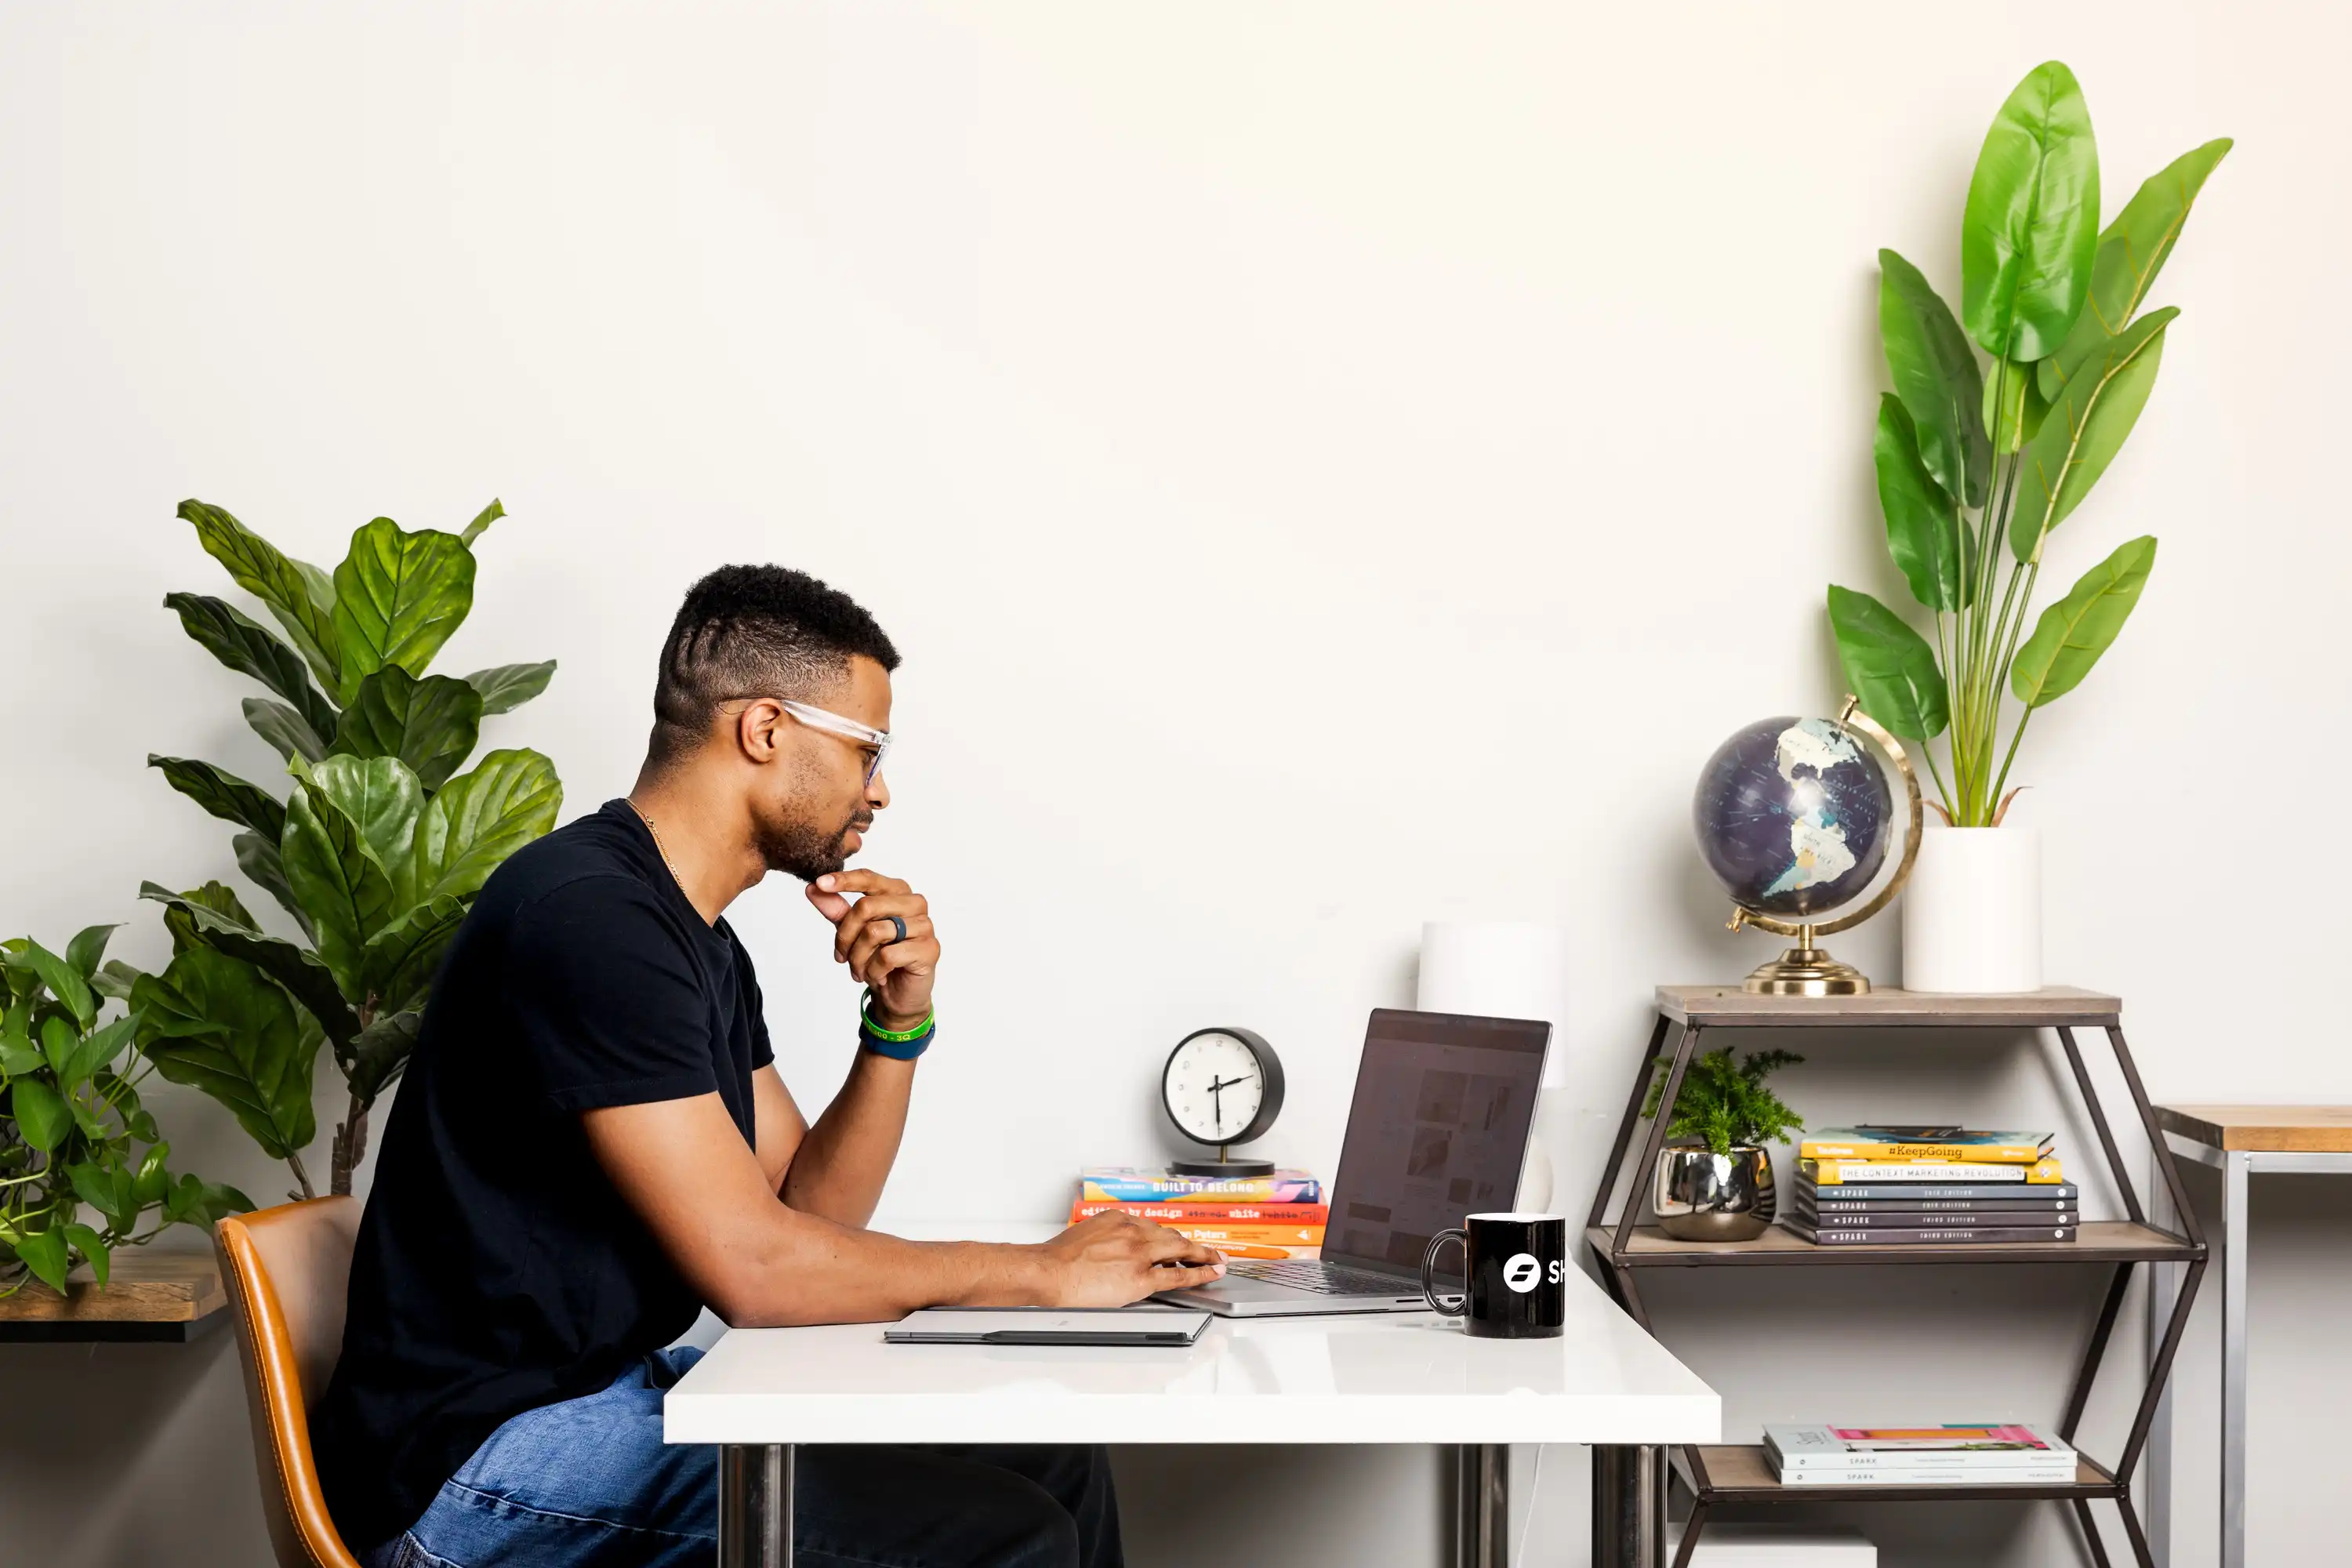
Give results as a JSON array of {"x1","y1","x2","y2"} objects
[{"x1": 1512, "y1": 1443, "x2": 1547, "y2": 1568}]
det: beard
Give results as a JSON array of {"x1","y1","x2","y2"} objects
[{"x1": 754, "y1": 805, "x2": 873, "y2": 882}]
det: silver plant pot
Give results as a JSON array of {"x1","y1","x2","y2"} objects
[{"x1": 1652, "y1": 1144, "x2": 1776, "y2": 1240}]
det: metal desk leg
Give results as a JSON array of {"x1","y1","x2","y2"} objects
[
  {"x1": 1454, "y1": 1443, "x2": 1509, "y2": 1568},
  {"x1": 2220, "y1": 1150, "x2": 2249, "y2": 1568},
  {"x1": 2146, "y1": 1159, "x2": 2174, "y2": 1568},
  {"x1": 720, "y1": 1443, "x2": 793, "y2": 1568},
  {"x1": 1592, "y1": 1445, "x2": 1665, "y2": 1568}
]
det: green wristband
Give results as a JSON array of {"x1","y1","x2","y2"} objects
[{"x1": 861, "y1": 994, "x2": 935, "y2": 1043}]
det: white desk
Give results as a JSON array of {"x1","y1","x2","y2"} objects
[{"x1": 665, "y1": 1224, "x2": 1719, "y2": 1568}]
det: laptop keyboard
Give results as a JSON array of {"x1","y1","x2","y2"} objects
[{"x1": 1225, "y1": 1259, "x2": 1421, "y2": 1297}]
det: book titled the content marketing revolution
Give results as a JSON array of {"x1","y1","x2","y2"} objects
[
  {"x1": 1801, "y1": 1157, "x2": 2066, "y2": 1185},
  {"x1": 1798, "y1": 1127, "x2": 2056, "y2": 1163}
]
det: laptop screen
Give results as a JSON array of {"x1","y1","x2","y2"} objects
[{"x1": 1321, "y1": 1009, "x2": 1552, "y2": 1276}]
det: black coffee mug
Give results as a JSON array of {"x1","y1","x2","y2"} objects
[{"x1": 1420, "y1": 1213, "x2": 1569, "y2": 1338}]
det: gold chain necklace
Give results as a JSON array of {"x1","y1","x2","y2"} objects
[{"x1": 626, "y1": 798, "x2": 688, "y2": 891}]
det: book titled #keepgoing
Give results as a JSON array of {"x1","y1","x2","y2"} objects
[
  {"x1": 1784, "y1": 1220, "x2": 2078, "y2": 1245},
  {"x1": 1798, "y1": 1127, "x2": 2055, "y2": 1163},
  {"x1": 1801, "y1": 1156, "x2": 2065, "y2": 1185}
]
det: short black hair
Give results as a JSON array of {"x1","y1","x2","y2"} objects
[{"x1": 648, "y1": 564, "x2": 900, "y2": 766}]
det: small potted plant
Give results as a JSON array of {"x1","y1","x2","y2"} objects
[{"x1": 1643, "y1": 1047, "x2": 1803, "y2": 1240}]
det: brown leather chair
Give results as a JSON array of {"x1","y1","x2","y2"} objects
[{"x1": 216, "y1": 1196, "x2": 365, "y2": 1568}]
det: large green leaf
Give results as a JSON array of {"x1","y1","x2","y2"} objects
[
  {"x1": 92, "y1": 961, "x2": 143, "y2": 1004},
  {"x1": 147, "y1": 755, "x2": 287, "y2": 841},
  {"x1": 2011, "y1": 535, "x2": 2158, "y2": 708},
  {"x1": 459, "y1": 498, "x2": 505, "y2": 546},
  {"x1": 1961, "y1": 61, "x2": 2100, "y2": 361},
  {"x1": 162, "y1": 1172, "x2": 254, "y2": 1227},
  {"x1": 397, "y1": 748, "x2": 563, "y2": 908},
  {"x1": 64, "y1": 924, "x2": 119, "y2": 979},
  {"x1": 307, "y1": 754, "x2": 425, "y2": 870},
  {"x1": 464, "y1": 660, "x2": 557, "y2": 717},
  {"x1": 281, "y1": 784, "x2": 398, "y2": 1000},
  {"x1": 1871, "y1": 395, "x2": 1966, "y2": 611},
  {"x1": 243, "y1": 697, "x2": 329, "y2": 766},
  {"x1": 361, "y1": 897, "x2": 467, "y2": 1015},
  {"x1": 347, "y1": 1011, "x2": 423, "y2": 1105},
  {"x1": 1, "y1": 940, "x2": 95, "y2": 1029},
  {"x1": 137, "y1": 882, "x2": 361, "y2": 1046},
  {"x1": 178, "y1": 501, "x2": 344, "y2": 699},
  {"x1": 2042, "y1": 139, "x2": 2231, "y2": 402},
  {"x1": 65, "y1": 1014, "x2": 138, "y2": 1087},
  {"x1": 1878, "y1": 250, "x2": 1990, "y2": 508},
  {"x1": 13, "y1": 1225, "x2": 67, "y2": 1293},
  {"x1": 162, "y1": 592, "x2": 341, "y2": 740},
  {"x1": 132, "y1": 948, "x2": 319, "y2": 1158},
  {"x1": 333, "y1": 667, "x2": 485, "y2": 792},
  {"x1": 62, "y1": 1224, "x2": 109, "y2": 1287},
  {"x1": 1828, "y1": 585, "x2": 1950, "y2": 740},
  {"x1": 232, "y1": 832, "x2": 314, "y2": 938},
  {"x1": 158, "y1": 880, "x2": 256, "y2": 955},
  {"x1": 331, "y1": 518, "x2": 476, "y2": 688},
  {"x1": 2011, "y1": 309, "x2": 2173, "y2": 561},
  {"x1": 8, "y1": 1079, "x2": 71, "y2": 1152}
]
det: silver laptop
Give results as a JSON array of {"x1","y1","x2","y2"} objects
[{"x1": 1158, "y1": 1008, "x2": 1552, "y2": 1317}]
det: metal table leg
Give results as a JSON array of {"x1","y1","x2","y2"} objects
[
  {"x1": 720, "y1": 1443, "x2": 793, "y2": 1568},
  {"x1": 2220, "y1": 1150, "x2": 2249, "y2": 1568},
  {"x1": 1592, "y1": 1445, "x2": 1665, "y2": 1568},
  {"x1": 1454, "y1": 1443, "x2": 1509, "y2": 1568},
  {"x1": 2146, "y1": 1156, "x2": 2175, "y2": 1568}
]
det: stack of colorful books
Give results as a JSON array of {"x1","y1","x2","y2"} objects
[
  {"x1": 1788, "y1": 1127, "x2": 2078, "y2": 1246},
  {"x1": 1764, "y1": 1423, "x2": 2078, "y2": 1486},
  {"x1": 1072, "y1": 1167, "x2": 1327, "y2": 1258}
]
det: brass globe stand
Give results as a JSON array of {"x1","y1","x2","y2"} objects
[{"x1": 1726, "y1": 697, "x2": 1923, "y2": 996}]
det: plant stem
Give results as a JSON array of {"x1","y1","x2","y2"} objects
[
  {"x1": 1987, "y1": 706, "x2": 2034, "y2": 819},
  {"x1": 287, "y1": 1150, "x2": 316, "y2": 1201}
]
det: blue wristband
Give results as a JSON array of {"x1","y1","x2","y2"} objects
[{"x1": 859, "y1": 1017, "x2": 935, "y2": 1060}]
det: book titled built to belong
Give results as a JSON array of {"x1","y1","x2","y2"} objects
[
  {"x1": 1079, "y1": 1167, "x2": 1323, "y2": 1204},
  {"x1": 1798, "y1": 1127, "x2": 2055, "y2": 1163}
]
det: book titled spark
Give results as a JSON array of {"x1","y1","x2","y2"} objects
[
  {"x1": 1079, "y1": 1167, "x2": 1324, "y2": 1204},
  {"x1": 1801, "y1": 1156, "x2": 2065, "y2": 1185},
  {"x1": 1769, "y1": 1420, "x2": 2079, "y2": 1476},
  {"x1": 1784, "y1": 1220, "x2": 2078, "y2": 1245},
  {"x1": 1801, "y1": 1185, "x2": 2078, "y2": 1209},
  {"x1": 1071, "y1": 1201, "x2": 1330, "y2": 1225},
  {"x1": 1798, "y1": 1127, "x2": 2055, "y2": 1163}
]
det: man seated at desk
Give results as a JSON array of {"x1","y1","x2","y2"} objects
[{"x1": 312, "y1": 565, "x2": 1226, "y2": 1568}]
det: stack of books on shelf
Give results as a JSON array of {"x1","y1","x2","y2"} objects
[
  {"x1": 1073, "y1": 1167, "x2": 1327, "y2": 1258},
  {"x1": 1788, "y1": 1127, "x2": 2078, "y2": 1246},
  {"x1": 1764, "y1": 1423, "x2": 2078, "y2": 1486}
]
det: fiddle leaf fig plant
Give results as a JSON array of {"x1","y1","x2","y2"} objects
[
  {"x1": 143, "y1": 499, "x2": 562, "y2": 1197},
  {"x1": 1828, "y1": 60, "x2": 2229, "y2": 826},
  {"x1": 1644, "y1": 1047, "x2": 1806, "y2": 1157},
  {"x1": 1, "y1": 929, "x2": 251, "y2": 1299}
]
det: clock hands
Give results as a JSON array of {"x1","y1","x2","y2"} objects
[{"x1": 1205, "y1": 1073, "x2": 1255, "y2": 1137}]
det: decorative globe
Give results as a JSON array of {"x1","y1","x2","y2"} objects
[{"x1": 1692, "y1": 716, "x2": 1893, "y2": 918}]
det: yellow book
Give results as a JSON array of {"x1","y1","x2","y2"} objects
[
  {"x1": 1798, "y1": 1127, "x2": 2054, "y2": 1164},
  {"x1": 1803, "y1": 1156, "x2": 2065, "y2": 1185}
]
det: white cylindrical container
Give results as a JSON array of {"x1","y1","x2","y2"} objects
[
  {"x1": 1900, "y1": 826, "x2": 2042, "y2": 993},
  {"x1": 1416, "y1": 920, "x2": 1568, "y2": 1085}
]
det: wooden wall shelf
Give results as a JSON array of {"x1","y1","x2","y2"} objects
[{"x1": 0, "y1": 1249, "x2": 226, "y2": 1343}]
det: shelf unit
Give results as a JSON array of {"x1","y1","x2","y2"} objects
[{"x1": 1584, "y1": 986, "x2": 2206, "y2": 1568}]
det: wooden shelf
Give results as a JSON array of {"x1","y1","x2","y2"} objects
[
  {"x1": 1588, "y1": 1220, "x2": 2201, "y2": 1268},
  {"x1": 2158, "y1": 1103, "x2": 2352, "y2": 1154},
  {"x1": 1656, "y1": 985, "x2": 2121, "y2": 1029},
  {"x1": 1679, "y1": 1444, "x2": 2122, "y2": 1503},
  {"x1": 0, "y1": 1250, "x2": 227, "y2": 1343}
]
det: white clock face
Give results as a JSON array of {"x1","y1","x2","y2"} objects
[{"x1": 1163, "y1": 1031, "x2": 1267, "y2": 1145}]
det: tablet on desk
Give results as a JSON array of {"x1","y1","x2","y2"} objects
[{"x1": 885, "y1": 1308, "x2": 1212, "y2": 1347}]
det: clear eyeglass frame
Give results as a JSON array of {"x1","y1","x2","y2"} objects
[{"x1": 777, "y1": 699, "x2": 892, "y2": 784}]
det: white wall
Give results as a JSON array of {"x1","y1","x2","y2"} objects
[{"x1": 2, "y1": 4, "x2": 2345, "y2": 1565}]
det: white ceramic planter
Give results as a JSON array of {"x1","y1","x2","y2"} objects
[{"x1": 1901, "y1": 825, "x2": 2042, "y2": 993}]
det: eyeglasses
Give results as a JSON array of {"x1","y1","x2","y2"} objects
[{"x1": 778, "y1": 699, "x2": 892, "y2": 785}]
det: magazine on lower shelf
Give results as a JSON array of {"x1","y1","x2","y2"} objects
[{"x1": 1765, "y1": 1423, "x2": 2076, "y2": 1477}]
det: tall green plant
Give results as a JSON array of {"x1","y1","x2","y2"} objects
[
  {"x1": 1829, "y1": 62, "x2": 2229, "y2": 825},
  {"x1": 1, "y1": 929, "x2": 249, "y2": 1298},
  {"x1": 142, "y1": 500, "x2": 562, "y2": 1196}
]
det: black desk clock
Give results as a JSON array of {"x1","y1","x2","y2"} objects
[{"x1": 1160, "y1": 1026, "x2": 1285, "y2": 1176}]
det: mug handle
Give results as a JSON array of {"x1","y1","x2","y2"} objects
[{"x1": 1420, "y1": 1229, "x2": 1469, "y2": 1316}]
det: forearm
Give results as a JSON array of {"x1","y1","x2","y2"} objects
[
  {"x1": 779, "y1": 1047, "x2": 915, "y2": 1225},
  {"x1": 713, "y1": 1210, "x2": 1047, "y2": 1327}
]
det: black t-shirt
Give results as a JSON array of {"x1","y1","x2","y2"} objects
[{"x1": 312, "y1": 799, "x2": 773, "y2": 1552}]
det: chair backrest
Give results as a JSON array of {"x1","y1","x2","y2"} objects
[{"x1": 215, "y1": 1196, "x2": 365, "y2": 1568}]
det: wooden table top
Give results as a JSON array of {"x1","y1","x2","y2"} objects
[
  {"x1": 2157, "y1": 1105, "x2": 2352, "y2": 1153},
  {"x1": 1657, "y1": 985, "x2": 2122, "y2": 1028},
  {"x1": 0, "y1": 1248, "x2": 224, "y2": 1338}
]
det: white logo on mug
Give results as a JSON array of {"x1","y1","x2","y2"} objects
[{"x1": 1503, "y1": 1253, "x2": 1542, "y2": 1292}]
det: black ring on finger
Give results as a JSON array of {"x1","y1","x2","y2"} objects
[{"x1": 886, "y1": 915, "x2": 909, "y2": 945}]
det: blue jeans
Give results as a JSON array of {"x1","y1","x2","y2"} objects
[{"x1": 368, "y1": 1348, "x2": 1122, "y2": 1568}]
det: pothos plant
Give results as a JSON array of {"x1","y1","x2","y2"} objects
[
  {"x1": 1644, "y1": 1047, "x2": 1806, "y2": 1157},
  {"x1": 1828, "y1": 61, "x2": 2230, "y2": 826},
  {"x1": 140, "y1": 500, "x2": 562, "y2": 1197},
  {"x1": 1, "y1": 931, "x2": 250, "y2": 1298}
]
